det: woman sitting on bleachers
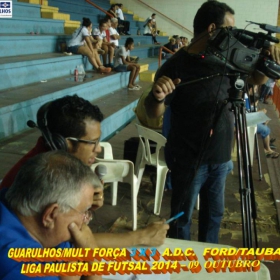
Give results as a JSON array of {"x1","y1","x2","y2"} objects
[
  {"x1": 143, "y1": 19, "x2": 160, "y2": 45},
  {"x1": 67, "y1": 17, "x2": 111, "y2": 73}
]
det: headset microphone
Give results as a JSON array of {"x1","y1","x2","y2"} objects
[
  {"x1": 26, "y1": 120, "x2": 53, "y2": 150},
  {"x1": 27, "y1": 120, "x2": 37, "y2": 128}
]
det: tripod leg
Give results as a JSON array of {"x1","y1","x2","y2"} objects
[
  {"x1": 240, "y1": 105, "x2": 258, "y2": 248},
  {"x1": 234, "y1": 105, "x2": 250, "y2": 247},
  {"x1": 255, "y1": 133, "x2": 263, "y2": 181}
]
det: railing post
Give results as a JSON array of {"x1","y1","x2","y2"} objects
[{"x1": 158, "y1": 47, "x2": 162, "y2": 68}]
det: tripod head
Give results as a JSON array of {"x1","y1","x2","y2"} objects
[{"x1": 227, "y1": 73, "x2": 248, "y2": 103}]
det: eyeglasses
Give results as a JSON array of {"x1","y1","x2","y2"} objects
[
  {"x1": 66, "y1": 137, "x2": 100, "y2": 151},
  {"x1": 67, "y1": 205, "x2": 93, "y2": 224}
]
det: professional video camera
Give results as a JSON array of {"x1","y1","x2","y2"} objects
[{"x1": 203, "y1": 21, "x2": 280, "y2": 79}]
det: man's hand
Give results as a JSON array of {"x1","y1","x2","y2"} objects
[
  {"x1": 91, "y1": 188, "x2": 104, "y2": 211},
  {"x1": 68, "y1": 223, "x2": 98, "y2": 248},
  {"x1": 152, "y1": 76, "x2": 181, "y2": 101},
  {"x1": 140, "y1": 221, "x2": 169, "y2": 246},
  {"x1": 268, "y1": 45, "x2": 280, "y2": 65}
]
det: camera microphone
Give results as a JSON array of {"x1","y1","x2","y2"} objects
[
  {"x1": 246, "y1": 20, "x2": 280, "y2": 35},
  {"x1": 95, "y1": 164, "x2": 107, "y2": 180}
]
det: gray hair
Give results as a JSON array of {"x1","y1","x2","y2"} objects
[
  {"x1": 5, "y1": 151, "x2": 102, "y2": 216},
  {"x1": 111, "y1": 18, "x2": 118, "y2": 23}
]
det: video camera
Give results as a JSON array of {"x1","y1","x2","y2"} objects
[{"x1": 203, "y1": 21, "x2": 280, "y2": 79}]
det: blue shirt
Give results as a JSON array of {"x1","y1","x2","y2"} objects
[{"x1": 0, "y1": 190, "x2": 71, "y2": 279}]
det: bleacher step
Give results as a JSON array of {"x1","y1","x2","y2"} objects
[
  {"x1": 0, "y1": 68, "x2": 150, "y2": 139},
  {"x1": 41, "y1": 6, "x2": 59, "y2": 13},
  {"x1": 19, "y1": 0, "x2": 49, "y2": 4},
  {"x1": 140, "y1": 70, "x2": 156, "y2": 82},
  {"x1": 41, "y1": 11, "x2": 70, "y2": 20},
  {"x1": 19, "y1": 0, "x2": 41, "y2": 4},
  {"x1": 0, "y1": 53, "x2": 94, "y2": 90}
]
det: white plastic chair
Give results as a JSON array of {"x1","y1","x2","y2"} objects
[
  {"x1": 135, "y1": 123, "x2": 169, "y2": 215},
  {"x1": 92, "y1": 142, "x2": 139, "y2": 230}
]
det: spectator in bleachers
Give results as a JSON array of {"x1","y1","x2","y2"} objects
[
  {"x1": 143, "y1": 19, "x2": 160, "y2": 45},
  {"x1": 107, "y1": 4, "x2": 117, "y2": 18},
  {"x1": 67, "y1": 17, "x2": 111, "y2": 73},
  {"x1": 162, "y1": 37, "x2": 176, "y2": 59},
  {"x1": 93, "y1": 19, "x2": 116, "y2": 67},
  {"x1": 116, "y1": 3, "x2": 130, "y2": 35},
  {"x1": 104, "y1": 18, "x2": 112, "y2": 43},
  {"x1": 173, "y1": 35, "x2": 182, "y2": 51},
  {"x1": 260, "y1": 78, "x2": 276, "y2": 104},
  {"x1": 144, "y1": 13, "x2": 157, "y2": 31},
  {"x1": 247, "y1": 86, "x2": 279, "y2": 158},
  {"x1": 0, "y1": 95, "x2": 169, "y2": 249},
  {"x1": 114, "y1": 37, "x2": 141, "y2": 90},
  {"x1": 110, "y1": 18, "x2": 120, "y2": 47},
  {"x1": 182, "y1": 37, "x2": 189, "y2": 46}
]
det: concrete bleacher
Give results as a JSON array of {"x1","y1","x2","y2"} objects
[{"x1": 0, "y1": 0, "x2": 168, "y2": 140}]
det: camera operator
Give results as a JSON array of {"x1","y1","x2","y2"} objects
[{"x1": 144, "y1": 1, "x2": 280, "y2": 244}]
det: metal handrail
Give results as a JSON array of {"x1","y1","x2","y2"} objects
[
  {"x1": 158, "y1": 46, "x2": 175, "y2": 67},
  {"x1": 137, "y1": 0, "x2": 193, "y2": 35},
  {"x1": 85, "y1": 0, "x2": 113, "y2": 18}
]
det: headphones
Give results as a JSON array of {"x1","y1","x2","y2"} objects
[{"x1": 28, "y1": 101, "x2": 68, "y2": 151}]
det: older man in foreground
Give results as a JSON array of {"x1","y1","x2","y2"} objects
[{"x1": 0, "y1": 151, "x2": 103, "y2": 280}]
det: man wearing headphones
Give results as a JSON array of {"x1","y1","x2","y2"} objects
[{"x1": 0, "y1": 94, "x2": 169, "y2": 248}]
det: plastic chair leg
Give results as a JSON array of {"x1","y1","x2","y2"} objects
[
  {"x1": 110, "y1": 182, "x2": 118, "y2": 206},
  {"x1": 131, "y1": 175, "x2": 138, "y2": 231},
  {"x1": 154, "y1": 167, "x2": 169, "y2": 215},
  {"x1": 135, "y1": 145, "x2": 143, "y2": 175},
  {"x1": 136, "y1": 162, "x2": 146, "y2": 189}
]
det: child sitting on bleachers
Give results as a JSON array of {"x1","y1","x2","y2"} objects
[{"x1": 114, "y1": 37, "x2": 141, "y2": 91}]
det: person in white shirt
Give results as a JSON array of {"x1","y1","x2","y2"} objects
[
  {"x1": 116, "y1": 3, "x2": 130, "y2": 35},
  {"x1": 109, "y1": 18, "x2": 120, "y2": 47},
  {"x1": 93, "y1": 19, "x2": 115, "y2": 67},
  {"x1": 67, "y1": 17, "x2": 111, "y2": 73},
  {"x1": 144, "y1": 13, "x2": 157, "y2": 30},
  {"x1": 114, "y1": 37, "x2": 141, "y2": 90},
  {"x1": 143, "y1": 19, "x2": 160, "y2": 45}
]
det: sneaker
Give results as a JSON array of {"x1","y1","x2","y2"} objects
[
  {"x1": 133, "y1": 84, "x2": 142, "y2": 89},
  {"x1": 128, "y1": 86, "x2": 140, "y2": 91}
]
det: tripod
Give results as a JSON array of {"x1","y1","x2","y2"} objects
[
  {"x1": 176, "y1": 72, "x2": 259, "y2": 247},
  {"x1": 227, "y1": 74, "x2": 258, "y2": 248}
]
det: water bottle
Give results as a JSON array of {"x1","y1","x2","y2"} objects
[{"x1": 74, "y1": 68, "x2": 78, "y2": 76}]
